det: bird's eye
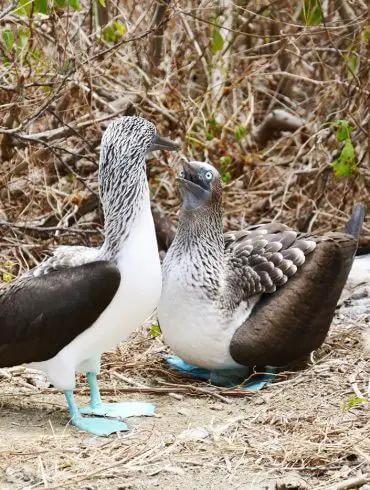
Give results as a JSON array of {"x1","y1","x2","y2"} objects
[
  {"x1": 205, "y1": 171, "x2": 213, "y2": 180},
  {"x1": 179, "y1": 169, "x2": 185, "y2": 178}
]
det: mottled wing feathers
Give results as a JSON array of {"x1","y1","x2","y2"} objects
[
  {"x1": 0, "y1": 261, "x2": 120, "y2": 367},
  {"x1": 229, "y1": 234, "x2": 358, "y2": 366},
  {"x1": 224, "y1": 223, "x2": 316, "y2": 299},
  {"x1": 34, "y1": 245, "x2": 99, "y2": 277}
]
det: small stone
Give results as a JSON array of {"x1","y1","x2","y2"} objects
[
  {"x1": 178, "y1": 427, "x2": 209, "y2": 441},
  {"x1": 210, "y1": 403, "x2": 224, "y2": 411},
  {"x1": 254, "y1": 397, "x2": 266, "y2": 405}
]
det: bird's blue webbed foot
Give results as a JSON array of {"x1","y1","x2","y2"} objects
[
  {"x1": 79, "y1": 372, "x2": 155, "y2": 419},
  {"x1": 164, "y1": 355, "x2": 275, "y2": 391},
  {"x1": 64, "y1": 391, "x2": 129, "y2": 436}
]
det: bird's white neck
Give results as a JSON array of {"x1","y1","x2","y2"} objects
[{"x1": 100, "y1": 165, "x2": 148, "y2": 262}]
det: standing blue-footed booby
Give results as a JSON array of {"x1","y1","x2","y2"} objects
[
  {"x1": 158, "y1": 160, "x2": 365, "y2": 386},
  {"x1": 0, "y1": 116, "x2": 178, "y2": 436}
]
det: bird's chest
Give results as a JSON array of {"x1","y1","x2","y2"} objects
[
  {"x1": 159, "y1": 265, "x2": 244, "y2": 370},
  {"x1": 113, "y1": 206, "x2": 162, "y2": 327},
  {"x1": 70, "y1": 206, "x2": 161, "y2": 359}
]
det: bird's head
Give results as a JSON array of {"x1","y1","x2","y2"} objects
[
  {"x1": 177, "y1": 160, "x2": 223, "y2": 211},
  {"x1": 100, "y1": 116, "x2": 178, "y2": 172}
]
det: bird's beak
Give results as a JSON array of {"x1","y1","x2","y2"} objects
[
  {"x1": 150, "y1": 134, "x2": 179, "y2": 152},
  {"x1": 180, "y1": 160, "x2": 198, "y2": 182},
  {"x1": 177, "y1": 161, "x2": 211, "y2": 210}
]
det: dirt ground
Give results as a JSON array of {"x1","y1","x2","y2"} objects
[{"x1": 0, "y1": 312, "x2": 369, "y2": 490}]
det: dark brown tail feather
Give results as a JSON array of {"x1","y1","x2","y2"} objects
[{"x1": 345, "y1": 204, "x2": 365, "y2": 238}]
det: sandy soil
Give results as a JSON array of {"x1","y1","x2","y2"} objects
[{"x1": 0, "y1": 314, "x2": 369, "y2": 490}]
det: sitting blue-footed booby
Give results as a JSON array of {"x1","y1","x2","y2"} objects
[
  {"x1": 158, "y1": 160, "x2": 365, "y2": 386},
  {"x1": 0, "y1": 116, "x2": 178, "y2": 436}
]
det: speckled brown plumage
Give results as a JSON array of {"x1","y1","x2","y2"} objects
[{"x1": 229, "y1": 233, "x2": 358, "y2": 366}]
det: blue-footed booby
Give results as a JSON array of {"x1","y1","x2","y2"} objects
[
  {"x1": 158, "y1": 160, "x2": 365, "y2": 387},
  {"x1": 0, "y1": 116, "x2": 178, "y2": 436}
]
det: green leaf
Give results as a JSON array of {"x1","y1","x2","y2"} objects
[
  {"x1": 211, "y1": 29, "x2": 224, "y2": 55},
  {"x1": 97, "y1": 0, "x2": 106, "y2": 6},
  {"x1": 2, "y1": 272, "x2": 14, "y2": 283},
  {"x1": 14, "y1": 0, "x2": 32, "y2": 16},
  {"x1": 300, "y1": 0, "x2": 322, "y2": 26},
  {"x1": 68, "y1": 0, "x2": 81, "y2": 10},
  {"x1": 332, "y1": 140, "x2": 356, "y2": 178},
  {"x1": 235, "y1": 126, "x2": 248, "y2": 141},
  {"x1": 347, "y1": 54, "x2": 358, "y2": 79},
  {"x1": 220, "y1": 156, "x2": 232, "y2": 184},
  {"x1": 148, "y1": 323, "x2": 161, "y2": 338},
  {"x1": 221, "y1": 172, "x2": 232, "y2": 184},
  {"x1": 208, "y1": 117, "x2": 217, "y2": 128},
  {"x1": 220, "y1": 155, "x2": 232, "y2": 167},
  {"x1": 113, "y1": 21, "x2": 127, "y2": 38},
  {"x1": 102, "y1": 25, "x2": 116, "y2": 43},
  {"x1": 333, "y1": 120, "x2": 353, "y2": 142},
  {"x1": 1, "y1": 29, "x2": 14, "y2": 52},
  {"x1": 35, "y1": 0, "x2": 48, "y2": 14},
  {"x1": 1, "y1": 260, "x2": 15, "y2": 283},
  {"x1": 342, "y1": 395, "x2": 367, "y2": 411},
  {"x1": 67, "y1": 173, "x2": 75, "y2": 183}
]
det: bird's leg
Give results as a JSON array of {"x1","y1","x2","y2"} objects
[
  {"x1": 79, "y1": 372, "x2": 155, "y2": 419},
  {"x1": 64, "y1": 390, "x2": 128, "y2": 436},
  {"x1": 86, "y1": 371, "x2": 102, "y2": 409}
]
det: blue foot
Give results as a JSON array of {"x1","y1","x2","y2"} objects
[
  {"x1": 80, "y1": 372, "x2": 155, "y2": 420},
  {"x1": 64, "y1": 391, "x2": 128, "y2": 436},
  {"x1": 164, "y1": 355, "x2": 212, "y2": 380},
  {"x1": 71, "y1": 414, "x2": 129, "y2": 436},
  {"x1": 80, "y1": 402, "x2": 155, "y2": 418},
  {"x1": 164, "y1": 355, "x2": 276, "y2": 391}
]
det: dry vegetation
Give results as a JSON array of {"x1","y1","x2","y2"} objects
[
  {"x1": 0, "y1": 1, "x2": 369, "y2": 489},
  {"x1": 0, "y1": 317, "x2": 369, "y2": 489}
]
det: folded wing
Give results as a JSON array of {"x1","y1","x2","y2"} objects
[
  {"x1": 224, "y1": 223, "x2": 316, "y2": 304},
  {"x1": 0, "y1": 261, "x2": 120, "y2": 367}
]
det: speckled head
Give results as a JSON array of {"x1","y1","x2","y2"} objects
[
  {"x1": 177, "y1": 160, "x2": 223, "y2": 211},
  {"x1": 98, "y1": 116, "x2": 178, "y2": 258},
  {"x1": 100, "y1": 116, "x2": 178, "y2": 170},
  {"x1": 99, "y1": 116, "x2": 178, "y2": 202}
]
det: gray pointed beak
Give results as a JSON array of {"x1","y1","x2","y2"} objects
[
  {"x1": 150, "y1": 134, "x2": 179, "y2": 152},
  {"x1": 180, "y1": 160, "x2": 198, "y2": 180}
]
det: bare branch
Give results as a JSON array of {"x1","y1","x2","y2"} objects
[
  {"x1": 148, "y1": 0, "x2": 172, "y2": 73},
  {"x1": 252, "y1": 109, "x2": 305, "y2": 147}
]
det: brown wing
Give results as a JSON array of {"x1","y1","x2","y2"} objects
[
  {"x1": 0, "y1": 261, "x2": 120, "y2": 367},
  {"x1": 229, "y1": 233, "x2": 357, "y2": 366}
]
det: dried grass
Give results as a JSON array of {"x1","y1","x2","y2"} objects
[{"x1": 0, "y1": 315, "x2": 369, "y2": 489}]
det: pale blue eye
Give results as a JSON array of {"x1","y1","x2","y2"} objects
[{"x1": 205, "y1": 171, "x2": 213, "y2": 180}]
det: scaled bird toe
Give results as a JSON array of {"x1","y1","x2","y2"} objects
[{"x1": 80, "y1": 402, "x2": 155, "y2": 419}]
